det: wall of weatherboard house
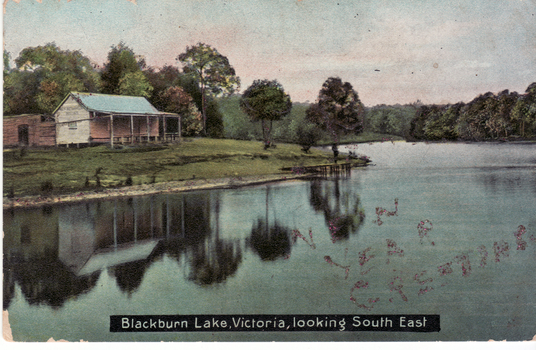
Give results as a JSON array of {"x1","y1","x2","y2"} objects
[{"x1": 55, "y1": 96, "x2": 91, "y2": 145}]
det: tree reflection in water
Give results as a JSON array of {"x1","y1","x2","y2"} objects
[
  {"x1": 187, "y1": 240, "x2": 242, "y2": 285},
  {"x1": 13, "y1": 260, "x2": 100, "y2": 309},
  {"x1": 247, "y1": 186, "x2": 292, "y2": 261},
  {"x1": 248, "y1": 219, "x2": 292, "y2": 261},
  {"x1": 4, "y1": 181, "x2": 368, "y2": 306},
  {"x1": 309, "y1": 178, "x2": 365, "y2": 242},
  {"x1": 185, "y1": 191, "x2": 243, "y2": 286},
  {"x1": 109, "y1": 249, "x2": 162, "y2": 296}
]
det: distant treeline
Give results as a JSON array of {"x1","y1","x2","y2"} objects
[
  {"x1": 365, "y1": 83, "x2": 536, "y2": 141},
  {"x1": 219, "y1": 82, "x2": 536, "y2": 144},
  {"x1": 5, "y1": 43, "x2": 535, "y2": 143}
]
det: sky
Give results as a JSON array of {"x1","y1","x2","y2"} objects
[{"x1": 3, "y1": 0, "x2": 536, "y2": 106}]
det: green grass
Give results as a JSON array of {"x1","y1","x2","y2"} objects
[{"x1": 4, "y1": 138, "x2": 361, "y2": 197}]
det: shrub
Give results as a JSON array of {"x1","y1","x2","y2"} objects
[
  {"x1": 40, "y1": 180, "x2": 54, "y2": 194},
  {"x1": 7, "y1": 186, "x2": 15, "y2": 199}
]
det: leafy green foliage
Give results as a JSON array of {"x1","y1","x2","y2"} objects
[
  {"x1": 3, "y1": 69, "x2": 41, "y2": 115},
  {"x1": 408, "y1": 83, "x2": 536, "y2": 141},
  {"x1": 4, "y1": 50, "x2": 11, "y2": 74},
  {"x1": 205, "y1": 99, "x2": 225, "y2": 138},
  {"x1": 117, "y1": 71, "x2": 154, "y2": 97},
  {"x1": 177, "y1": 43, "x2": 240, "y2": 135},
  {"x1": 511, "y1": 83, "x2": 536, "y2": 137},
  {"x1": 295, "y1": 123, "x2": 323, "y2": 152},
  {"x1": 4, "y1": 43, "x2": 100, "y2": 114},
  {"x1": 143, "y1": 65, "x2": 182, "y2": 110},
  {"x1": 176, "y1": 75, "x2": 224, "y2": 138},
  {"x1": 220, "y1": 96, "x2": 260, "y2": 140},
  {"x1": 240, "y1": 80, "x2": 292, "y2": 148},
  {"x1": 101, "y1": 42, "x2": 148, "y2": 96},
  {"x1": 159, "y1": 86, "x2": 203, "y2": 136},
  {"x1": 307, "y1": 77, "x2": 364, "y2": 159},
  {"x1": 364, "y1": 104, "x2": 418, "y2": 138},
  {"x1": 424, "y1": 104, "x2": 461, "y2": 140},
  {"x1": 306, "y1": 77, "x2": 364, "y2": 143}
]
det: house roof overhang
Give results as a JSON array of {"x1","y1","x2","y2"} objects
[{"x1": 52, "y1": 92, "x2": 178, "y2": 117}]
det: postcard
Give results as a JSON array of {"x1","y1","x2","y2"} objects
[{"x1": 2, "y1": 0, "x2": 535, "y2": 346}]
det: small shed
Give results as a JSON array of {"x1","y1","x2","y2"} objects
[
  {"x1": 3, "y1": 114, "x2": 56, "y2": 147},
  {"x1": 53, "y1": 92, "x2": 180, "y2": 146}
]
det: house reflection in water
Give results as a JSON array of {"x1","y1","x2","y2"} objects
[
  {"x1": 3, "y1": 205, "x2": 99, "y2": 309},
  {"x1": 3, "y1": 191, "x2": 243, "y2": 308}
]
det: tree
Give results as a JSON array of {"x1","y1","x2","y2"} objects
[
  {"x1": 457, "y1": 92, "x2": 495, "y2": 140},
  {"x1": 143, "y1": 65, "x2": 182, "y2": 110},
  {"x1": 3, "y1": 69, "x2": 41, "y2": 115},
  {"x1": 117, "y1": 71, "x2": 153, "y2": 97},
  {"x1": 3, "y1": 50, "x2": 11, "y2": 74},
  {"x1": 488, "y1": 90, "x2": 517, "y2": 138},
  {"x1": 511, "y1": 83, "x2": 536, "y2": 138},
  {"x1": 4, "y1": 43, "x2": 100, "y2": 114},
  {"x1": 159, "y1": 86, "x2": 203, "y2": 136},
  {"x1": 423, "y1": 105, "x2": 457, "y2": 140},
  {"x1": 240, "y1": 80, "x2": 292, "y2": 149},
  {"x1": 175, "y1": 74, "x2": 224, "y2": 138},
  {"x1": 306, "y1": 77, "x2": 364, "y2": 160},
  {"x1": 177, "y1": 43, "x2": 240, "y2": 135},
  {"x1": 3, "y1": 50, "x2": 37, "y2": 115},
  {"x1": 296, "y1": 122, "x2": 323, "y2": 153},
  {"x1": 101, "y1": 42, "x2": 151, "y2": 97}
]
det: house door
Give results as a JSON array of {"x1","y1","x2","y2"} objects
[{"x1": 18, "y1": 124, "x2": 29, "y2": 146}]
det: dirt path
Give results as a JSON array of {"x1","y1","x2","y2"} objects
[{"x1": 3, "y1": 173, "x2": 313, "y2": 209}]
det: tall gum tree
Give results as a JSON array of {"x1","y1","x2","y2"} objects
[
  {"x1": 306, "y1": 77, "x2": 364, "y2": 161},
  {"x1": 240, "y1": 79, "x2": 292, "y2": 149},
  {"x1": 177, "y1": 43, "x2": 240, "y2": 136}
]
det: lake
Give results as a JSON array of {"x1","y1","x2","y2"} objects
[{"x1": 3, "y1": 141, "x2": 536, "y2": 342}]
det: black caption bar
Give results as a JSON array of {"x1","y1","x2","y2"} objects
[{"x1": 110, "y1": 314, "x2": 440, "y2": 332}]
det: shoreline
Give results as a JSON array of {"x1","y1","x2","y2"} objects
[{"x1": 3, "y1": 173, "x2": 319, "y2": 210}]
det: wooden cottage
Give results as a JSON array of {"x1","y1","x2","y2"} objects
[
  {"x1": 53, "y1": 92, "x2": 180, "y2": 146},
  {"x1": 3, "y1": 114, "x2": 56, "y2": 147}
]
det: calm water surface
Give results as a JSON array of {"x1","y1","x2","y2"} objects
[{"x1": 3, "y1": 142, "x2": 536, "y2": 341}]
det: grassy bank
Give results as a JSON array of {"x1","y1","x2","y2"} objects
[{"x1": 4, "y1": 138, "x2": 364, "y2": 198}]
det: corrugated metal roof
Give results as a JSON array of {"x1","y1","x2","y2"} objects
[{"x1": 65, "y1": 92, "x2": 166, "y2": 115}]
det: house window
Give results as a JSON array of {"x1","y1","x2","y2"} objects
[{"x1": 68, "y1": 122, "x2": 77, "y2": 130}]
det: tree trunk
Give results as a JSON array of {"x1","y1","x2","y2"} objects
[
  {"x1": 269, "y1": 120, "x2": 273, "y2": 146},
  {"x1": 332, "y1": 143, "x2": 339, "y2": 163},
  {"x1": 262, "y1": 120, "x2": 269, "y2": 149},
  {"x1": 201, "y1": 82, "x2": 207, "y2": 136}
]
